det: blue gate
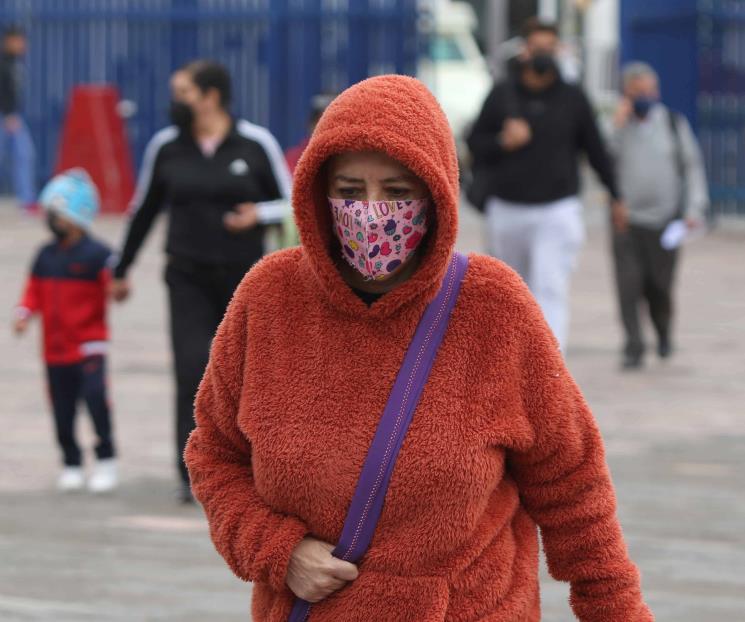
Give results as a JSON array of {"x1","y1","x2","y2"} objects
[
  {"x1": 621, "y1": 0, "x2": 745, "y2": 216},
  {"x1": 0, "y1": 0, "x2": 423, "y2": 190}
]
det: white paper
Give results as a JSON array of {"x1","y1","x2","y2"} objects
[{"x1": 660, "y1": 219, "x2": 688, "y2": 250}]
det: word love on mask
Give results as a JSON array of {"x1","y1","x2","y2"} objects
[{"x1": 329, "y1": 198, "x2": 429, "y2": 280}]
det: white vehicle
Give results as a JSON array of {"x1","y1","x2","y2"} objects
[{"x1": 418, "y1": 0, "x2": 494, "y2": 160}]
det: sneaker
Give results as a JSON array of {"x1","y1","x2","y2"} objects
[
  {"x1": 57, "y1": 466, "x2": 85, "y2": 492},
  {"x1": 88, "y1": 458, "x2": 119, "y2": 493}
]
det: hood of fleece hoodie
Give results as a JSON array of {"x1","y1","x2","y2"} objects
[{"x1": 292, "y1": 74, "x2": 460, "y2": 318}]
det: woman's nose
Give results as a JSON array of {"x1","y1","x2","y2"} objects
[{"x1": 366, "y1": 191, "x2": 386, "y2": 202}]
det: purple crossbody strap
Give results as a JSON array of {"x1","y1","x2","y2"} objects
[{"x1": 289, "y1": 252, "x2": 469, "y2": 622}]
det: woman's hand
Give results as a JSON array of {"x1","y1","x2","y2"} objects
[
  {"x1": 286, "y1": 537, "x2": 359, "y2": 603},
  {"x1": 223, "y1": 202, "x2": 259, "y2": 233},
  {"x1": 109, "y1": 278, "x2": 131, "y2": 302}
]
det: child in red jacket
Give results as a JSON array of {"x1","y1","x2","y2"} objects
[{"x1": 14, "y1": 169, "x2": 118, "y2": 493}]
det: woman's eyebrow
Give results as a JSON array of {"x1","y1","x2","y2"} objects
[
  {"x1": 334, "y1": 175, "x2": 365, "y2": 183},
  {"x1": 381, "y1": 174, "x2": 416, "y2": 183}
]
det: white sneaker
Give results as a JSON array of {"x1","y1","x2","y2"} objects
[
  {"x1": 57, "y1": 466, "x2": 85, "y2": 492},
  {"x1": 87, "y1": 458, "x2": 119, "y2": 493}
]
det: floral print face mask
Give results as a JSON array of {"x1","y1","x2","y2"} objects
[{"x1": 329, "y1": 197, "x2": 429, "y2": 281}]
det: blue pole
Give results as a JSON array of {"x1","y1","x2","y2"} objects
[
  {"x1": 171, "y1": 0, "x2": 199, "y2": 68},
  {"x1": 268, "y1": 0, "x2": 288, "y2": 146}
]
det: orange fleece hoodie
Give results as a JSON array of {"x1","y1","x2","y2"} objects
[{"x1": 185, "y1": 75, "x2": 653, "y2": 621}]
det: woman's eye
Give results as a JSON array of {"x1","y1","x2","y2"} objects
[
  {"x1": 339, "y1": 187, "x2": 362, "y2": 198},
  {"x1": 386, "y1": 187, "x2": 410, "y2": 198}
]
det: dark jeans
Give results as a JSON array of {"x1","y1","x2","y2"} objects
[
  {"x1": 46, "y1": 355, "x2": 115, "y2": 467},
  {"x1": 612, "y1": 225, "x2": 679, "y2": 357},
  {"x1": 165, "y1": 257, "x2": 252, "y2": 486}
]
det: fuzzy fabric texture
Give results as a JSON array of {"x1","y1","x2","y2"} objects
[{"x1": 185, "y1": 75, "x2": 653, "y2": 621}]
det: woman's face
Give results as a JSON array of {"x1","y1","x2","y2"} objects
[
  {"x1": 169, "y1": 70, "x2": 195, "y2": 103},
  {"x1": 327, "y1": 151, "x2": 430, "y2": 202},
  {"x1": 326, "y1": 151, "x2": 432, "y2": 289},
  {"x1": 169, "y1": 70, "x2": 218, "y2": 118}
]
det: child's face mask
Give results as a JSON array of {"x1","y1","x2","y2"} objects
[{"x1": 329, "y1": 198, "x2": 429, "y2": 281}]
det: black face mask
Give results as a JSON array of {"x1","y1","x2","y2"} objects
[
  {"x1": 530, "y1": 53, "x2": 557, "y2": 76},
  {"x1": 632, "y1": 97, "x2": 656, "y2": 119},
  {"x1": 47, "y1": 213, "x2": 68, "y2": 241},
  {"x1": 168, "y1": 100, "x2": 194, "y2": 130}
]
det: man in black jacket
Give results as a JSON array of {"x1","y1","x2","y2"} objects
[
  {"x1": 467, "y1": 18, "x2": 624, "y2": 350},
  {"x1": 0, "y1": 27, "x2": 35, "y2": 210}
]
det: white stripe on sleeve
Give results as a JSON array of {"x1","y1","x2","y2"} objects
[
  {"x1": 128, "y1": 126, "x2": 179, "y2": 215},
  {"x1": 236, "y1": 119, "x2": 292, "y2": 225}
]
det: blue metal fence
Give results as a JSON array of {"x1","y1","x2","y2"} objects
[
  {"x1": 621, "y1": 0, "x2": 745, "y2": 216},
  {"x1": 0, "y1": 0, "x2": 422, "y2": 191}
]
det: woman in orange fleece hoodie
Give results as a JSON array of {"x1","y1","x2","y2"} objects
[{"x1": 184, "y1": 75, "x2": 653, "y2": 621}]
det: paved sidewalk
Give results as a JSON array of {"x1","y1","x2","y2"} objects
[{"x1": 1, "y1": 198, "x2": 743, "y2": 621}]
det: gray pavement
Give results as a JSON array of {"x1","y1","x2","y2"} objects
[{"x1": 1, "y1": 197, "x2": 743, "y2": 621}]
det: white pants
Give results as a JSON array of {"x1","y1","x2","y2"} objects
[{"x1": 485, "y1": 196, "x2": 585, "y2": 350}]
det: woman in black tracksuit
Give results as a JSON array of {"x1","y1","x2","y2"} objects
[{"x1": 111, "y1": 61, "x2": 291, "y2": 502}]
